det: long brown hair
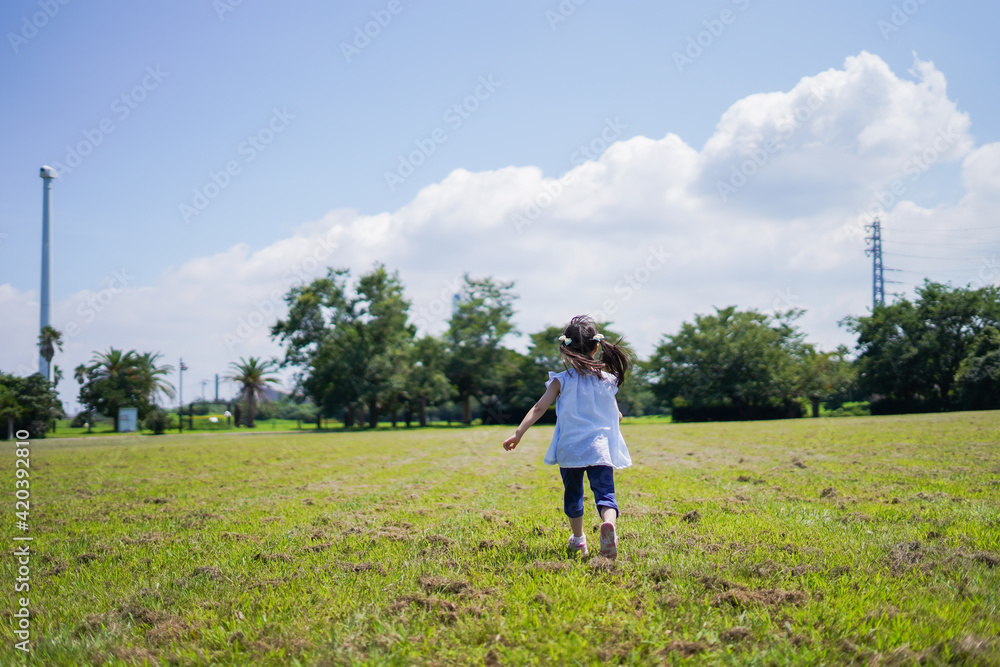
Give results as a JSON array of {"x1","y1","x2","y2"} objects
[{"x1": 557, "y1": 315, "x2": 634, "y2": 387}]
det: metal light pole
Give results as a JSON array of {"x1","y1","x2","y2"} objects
[
  {"x1": 39, "y1": 166, "x2": 58, "y2": 381},
  {"x1": 178, "y1": 358, "x2": 188, "y2": 433}
]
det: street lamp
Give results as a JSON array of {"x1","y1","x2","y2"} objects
[{"x1": 39, "y1": 165, "x2": 58, "y2": 381}]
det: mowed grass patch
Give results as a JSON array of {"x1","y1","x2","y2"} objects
[{"x1": 2, "y1": 412, "x2": 999, "y2": 665}]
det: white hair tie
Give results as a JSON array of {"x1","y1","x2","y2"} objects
[
  {"x1": 557, "y1": 334, "x2": 571, "y2": 345},
  {"x1": 593, "y1": 334, "x2": 605, "y2": 342}
]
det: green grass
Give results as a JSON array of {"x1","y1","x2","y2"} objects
[
  {"x1": 47, "y1": 418, "x2": 337, "y2": 439},
  {"x1": 2, "y1": 412, "x2": 999, "y2": 665}
]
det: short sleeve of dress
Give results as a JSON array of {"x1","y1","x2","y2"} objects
[{"x1": 545, "y1": 370, "x2": 566, "y2": 390}]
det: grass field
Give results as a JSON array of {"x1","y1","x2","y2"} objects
[{"x1": 3, "y1": 412, "x2": 999, "y2": 665}]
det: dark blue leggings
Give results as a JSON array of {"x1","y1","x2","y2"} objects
[{"x1": 559, "y1": 466, "x2": 619, "y2": 519}]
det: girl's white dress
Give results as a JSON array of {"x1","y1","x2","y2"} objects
[{"x1": 542, "y1": 369, "x2": 632, "y2": 470}]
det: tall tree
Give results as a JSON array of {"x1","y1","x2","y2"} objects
[
  {"x1": 954, "y1": 326, "x2": 1000, "y2": 410},
  {"x1": 445, "y1": 275, "x2": 517, "y2": 424},
  {"x1": 227, "y1": 357, "x2": 279, "y2": 428},
  {"x1": 844, "y1": 282, "x2": 1000, "y2": 413},
  {"x1": 0, "y1": 373, "x2": 62, "y2": 439},
  {"x1": 351, "y1": 266, "x2": 415, "y2": 427},
  {"x1": 795, "y1": 346, "x2": 856, "y2": 417},
  {"x1": 646, "y1": 307, "x2": 809, "y2": 421},
  {"x1": 405, "y1": 336, "x2": 451, "y2": 427},
  {"x1": 272, "y1": 265, "x2": 415, "y2": 428},
  {"x1": 272, "y1": 268, "x2": 355, "y2": 422}
]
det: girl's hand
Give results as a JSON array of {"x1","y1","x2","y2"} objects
[{"x1": 502, "y1": 434, "x2": 520, "y2": 451}]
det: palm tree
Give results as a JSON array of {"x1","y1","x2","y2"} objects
[
  {"x1": 227, "y1": 357, "x2": 279, "y2": 428},
  {"x1": 83, "y1": 348, "x2": 139, "y2": 431},
  {"x1": 86, "y1": 347, "x2": 138, "y2": 385},
  {"x1": 134, "y1": 352, "x2": 176, "y2": 407},
  {"x1": 38, "y1": 325, "x2": 63, "y2": 380}
]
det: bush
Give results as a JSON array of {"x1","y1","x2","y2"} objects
[
  {"x1": 70, "y1": 411, "x2": 94, "y2": 428},
  {"x1": 143, "y1": 409, "x2": 174, "y2": 435},
  {"x1": 823, "y1": 401, "x2": 871, "y2": 417},
  {"x1": 190, "y1": 415, "x2": 231, "y2": 431},
  {"x1": 671, "y1": 401, "x2": 803, "y2": 423}
]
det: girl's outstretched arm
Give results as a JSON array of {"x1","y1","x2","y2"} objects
[{"x1": 502, "y1": 379, "x2": 560, "y2": 451}]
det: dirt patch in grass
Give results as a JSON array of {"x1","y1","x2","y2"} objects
[
  {"x1": 820, "y1": 487, "x2": 837, "y2": 499},
  {"x1": 720, "y1": 626, "x2": 751, "y2": 642},
  {"x1": 220, "y1": 532, "x2": 257, "y2": 542},
  {"x1": 145, "y1": 614, "x2": 199, "y2": 646},
  {"x1": 478, "y1": 539, "x2": 499, "y2": 550},
  {"x1": 865, "y1": 605, "x2": 900, "y2": 622},
  {"x1": 971, "y1": 552, "x2": 999, "y2": 568},
  {"x1": 346, "y1": 525, "x2": 415, "y2": 542},
  {"x1": 120, "y1": 532, "x2": 166, "y2": 545},
  {"x1": 304, "y1": 541, "x2": 333, "y2": 552},
  {"x1": 76, "y1": 553, "x2": 98, "y2": 564},
  {"x1": 143, "y1": 497, "x2": 170, "y2": 505},
  {"x1": 699, "y1": 575, "x2": 744, "y2": 591},
  {"x1": 251, "y1": 552, "x2": 294, "y2": 564},
  {"x1": 228, "y1": 631, "x2": 312, "y2": 657},
  {"x1": 647, "y1": 566, "x2": 672, "y2": 582},
  {"x1": 116, "y1": 602, "x2": 165, "y2": 626},
  {"x1": 389, "y1": 594, "x2": 460, "y2": 623},
  {"x1": 948, "y1": 635, "x2": 997, "y2": 663},
  {"x1": 332, "y1": 561, "x2": 386, "y2": 575},
  {"x1": 191, "y1": 566, "x2": 223, "y2": 581},
  {"x1": 41, "y1": 561, "x2": 67, "y2": 577},
  {"x1": 656, "y1": 594, "x2": 681, "y2": 608},
  {"x1": 712, "y1": 588, "x2": 808, "y2": 608},
  {"x1": 736, "y1": 475, "x2": 766, "y2": 484},
  {"x1": 681, "y1": 510, "x2": 701, "y2": 523},
  {"x1": 418, "y1": 575, "x2": 469, "y2": 595},
  {"x1": 659, "y1": 640, "x2": 711, "y2": 657},
  {"x1": 588, "y1": 557, "x2": 618, "y2": 573},
  {"x1": 75, "y1": 614, "x2": 121, "y2": 637},
  {"x1": 426, "y1": 534, "x2": 453, "y2": 546},
  {"x1": 886, "y1": 540, "x2": 961, "y2": 573}
]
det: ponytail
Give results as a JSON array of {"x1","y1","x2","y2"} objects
[
  {"x1": 557, "y1": 315, "x2": 635, "y2": 387},
  {"x1": 595, "y1": 337, "x2": 633, "y2": 387}
]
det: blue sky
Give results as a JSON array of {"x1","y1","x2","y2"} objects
[{"x1": 2, "y1": 0, "x2": 999, "y2": 408}]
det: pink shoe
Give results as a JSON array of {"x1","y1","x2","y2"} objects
[
  {"x1": 567, "y1": 533, "x2": 588, "y2": 556},
  {"x1": 599, "y1": 522, "x2": 618, "y2": 559}
]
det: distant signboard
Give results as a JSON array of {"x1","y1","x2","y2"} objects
[{"x1": 118, "y1": 407, "x2": 139, "y2": 432}]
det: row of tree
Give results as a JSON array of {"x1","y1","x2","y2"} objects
[
  {"x1": 3, "y1": 266, "x2": 997, "y2": 438},
  {"x1": 270, "y1": 266, "x2": 1000, "y2": 425},
  {"x1": 71, "y1": 352, "x2": 280, "y2": 432}
]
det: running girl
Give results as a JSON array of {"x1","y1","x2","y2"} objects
[{"x1": 502, "y1": 315, "x2": 634, "y2": 559}]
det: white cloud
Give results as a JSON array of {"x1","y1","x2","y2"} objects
[{"x1": 3, "y1": 52, "x2": 998, "y2": 413}]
